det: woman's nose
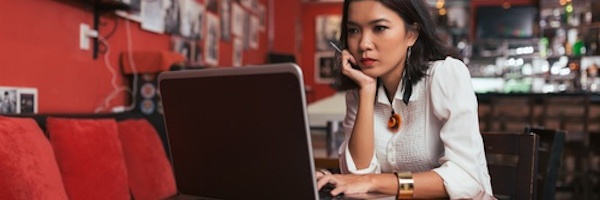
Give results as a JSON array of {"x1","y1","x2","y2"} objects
[{"x1": 358, "y1": 33, "x2": 373, "y2": 52}]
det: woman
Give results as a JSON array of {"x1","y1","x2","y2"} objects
[{"x1": 315, "y1": 0, "x2": 494, "y2": 199}]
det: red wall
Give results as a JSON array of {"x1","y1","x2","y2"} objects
[
  {"x1": 300, "y1": 2, "x2": 342, "y2": 103},
  {"x1": 0, "y1": 0, "x2": 269, "y2": 113},
  {"x1": 0, "y1": 0, "x2": 540, "y2": 113}
]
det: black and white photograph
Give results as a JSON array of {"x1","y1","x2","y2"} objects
[
  {"x1": 17, "y1": 88, "x2": 37, "y2": 114},
  {"x1": 249, "y1": 15, "x2": 259, "y2": 49},
  {"x1": 122, "y1": 0, "x2": 141, "y2": 11},
  {"x1": 0, "y1": 89, "x2": 17, "y2": 114},
  {"x1": 0, "y1": 87, "x2": 36, "y2": 114},
  {"x1": 314, "y1": 51, "x2": 336, "y2": 84},
  {"x1": 220, "y1": 0, "x2": 231, "y2": 42},
  {"x1": 179, "y1": 0, "x2": 204, "y2": 39},
  {"x1": 233, "y1": 37, "x2": 243, "y2": 67},
  {"x1": 171, "y1": 36, "x2": 194, "y2": 65},
  {"x1": 243, "y1": 11, "x2": 251, "y2": 49},
  {"x1": 258, "y1": 3, "x2": 266, "y2": 32},
  {"x1": 141, "y1": 0, "x2": 166, "y2": 33},
  {"x1": 205, "y1": 13, "x2": 220, "y2": 66},
  {"x1": 231, "y1": 2, "x2": 244, "y2": 37},
  {"x1": 315, "y1": 15, "x2": 342, "y2": 51},
  {"x1": 191, "y1": 40, "x2": 203, "y2": 66},
  {"x1": 164, "y1": 0, "x2": 181, "y2": 35}
]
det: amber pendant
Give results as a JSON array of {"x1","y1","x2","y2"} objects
[{"x1": 387, "y1": 113, "x2": 401, "y2": 131}]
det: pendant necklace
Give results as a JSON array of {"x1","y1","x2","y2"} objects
[
  {"x1": 384, "y1": 85, "x2": 401, "y2": 132},
  {"x1": 387, "y1": 105, "x2": 401, "y2": 131},
  {"x1": 383, "y1": 73, "x2": 412, "y2": 132}
]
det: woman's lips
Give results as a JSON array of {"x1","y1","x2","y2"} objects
[{"x1": 360, "y1": 58, "x2": 376, "y2": 66}]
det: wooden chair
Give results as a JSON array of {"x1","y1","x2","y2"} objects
[
  {"x1": 524, "y1": 127, "x2": 566, "y2": 200},
  {"x1": 482, "y1": 132, "x2": 540, "y2": 200}
]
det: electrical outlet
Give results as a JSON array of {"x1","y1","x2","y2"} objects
[{"x1": 80, "y1": 23, "x2": 90, "y2": 50}]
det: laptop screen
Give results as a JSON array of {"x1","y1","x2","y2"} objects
[{"x1": 158, "y1": 63, "x2": 318, "y2": 199}]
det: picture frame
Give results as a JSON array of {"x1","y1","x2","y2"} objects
[
  {"x1": 249, "y1": 15, "x2": 259, "y2": 49},
  {"x1": 315, "y1": 15, "x2": 342, "y2": 52},
  {"x1": 220, "y1": 0, "x2": 231, "y2": 42},
  {"x1": 18, "y1": 88, "x2": 38, "y2": 114},
  {"x1": 205, "y1": 13, "x2": 221, "y2": 66},
  {"x1": 0, "y1": 86, "x2": 38, "y2": 114},
  {"x1": 258, "y1": 3, "x2": 266, "y2": 31},
  {"x1": 179, "y1": 0, "x2": 204, "y2": 40},
  {"x1": 233, "y1": 37, "x2": 243, "y2": 67},
  {"x1": 231, "y1": 2, "x2": 244, "y2": 37},
  {"x1": 314, "y1": 51, "x2": 336, "y2": 84}
]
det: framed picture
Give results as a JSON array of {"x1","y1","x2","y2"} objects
[
  {"x1": 315, "y1": 51, "x2": 336, "y2": 84},
  {"x1": 315, "y1": 15, "x2": 342, "y2": 51},
  {"x1": 258, "y1": 3, "x2": 266, "y2": 31},
  {"x1": 204, "y1": 13, "x2": 220, "y2": 66},
  {"x1": 171, "y1": 36, "x2": 195, "y2": 65},
  {"x1": 220, "y1": 0, "x2": 231, "y2": 42},
  {"x1": 243, "y1": 11, "x2": 250, "y2": 50},
  {"x1": 164, "y1": 0, "x2": 181, "y2": 35},
  {"x1": 0, "y1": 86, "x2": 37, "y2": 114},
  {"x1": 231, "y1": 3, "x2": 244, "y2": 37},
  {"x1": 18, "y1": 88, "x2": 38, "y2": 114},
  {"x1": 0, "y1": 88, "x2": 17, "y2": 114},
  {"x1": 233, "y1": 37, "x2": 243, "y2": 67},
  {"x1": 179, "y1": 0, "x2": 204, "y2": 40},
  {"x1": 249, "y1": 15, "x2": 259, "y2": 49}
]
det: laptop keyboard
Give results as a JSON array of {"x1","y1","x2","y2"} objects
[{"x1": 318, "y1": 183, "x2": 345, "y2": 200}]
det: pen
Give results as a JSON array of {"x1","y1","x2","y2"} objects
[
  {"x1": 330, "y1": 41, "x2": 360, "y2": 70},
  {"x1": 329, "y1": 42, "x2": 342, "y2": 53}
]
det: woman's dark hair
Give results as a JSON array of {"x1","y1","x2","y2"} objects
[{"x1": 332, "y1": 0, "x2": 460, "y2": 91}]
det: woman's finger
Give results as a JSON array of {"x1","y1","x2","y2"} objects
[
  {"x1": 316, "y1": 174, "x2": 337, "y2": 190},
  {"x1": 330, "y1": 184, "x2": 346, "y2": 196},
  {"x1": 341, "y1": 50, "x2": 358, "y2": 72}
]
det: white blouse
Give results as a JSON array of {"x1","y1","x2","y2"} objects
[{"x1": 338, "y1": 57, "x2": 494, "y2": 199}]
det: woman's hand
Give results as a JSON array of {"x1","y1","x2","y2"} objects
[
  {"x1": 340, "y1": 50, "x2": 376, "y2": 90},
  {"x1": 316, "y1": 173, "x2": 374, "y2": 196}
]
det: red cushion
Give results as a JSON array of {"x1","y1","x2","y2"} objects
[
  {"x1": 47, "y1": 117, "x2": 130, "y2": 200},
  {"x1": 118, "y1": 119, "x2": 177, "y2": 200},
  {"x1": 0, "y1": 116, "x2": 68, "y2": 200}
]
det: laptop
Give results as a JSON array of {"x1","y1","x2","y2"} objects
[{"x1": 159, "y1": 63, "x2": 323, "y2": 199}]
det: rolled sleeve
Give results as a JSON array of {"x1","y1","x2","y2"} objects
[
  {"x1": 337, "y1": 90, "x2": 381, "y2": 174},
  {"x1": 430, "y1": 57, "x2": 494, "y2": 199}
]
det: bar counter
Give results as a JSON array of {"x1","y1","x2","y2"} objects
[{"x1": 475, "y1": 92, "x2": 600, "y2": 137}]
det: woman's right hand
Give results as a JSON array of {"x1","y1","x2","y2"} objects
[{"x1": 340, "y1": 50, "x2": 376, "y2": 90}]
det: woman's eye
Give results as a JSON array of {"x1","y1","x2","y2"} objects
[
  {"x1": 348, "y1": 28, "x2": 359, "y2": 34},
  {"x1": 374, "y1": 26, "x2": 388, "y2": 32}
]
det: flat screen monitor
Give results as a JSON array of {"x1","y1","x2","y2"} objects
[{"x1": 476, "y1": 5, "x2": 538, "y2": 39}]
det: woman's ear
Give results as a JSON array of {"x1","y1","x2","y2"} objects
[{"x1": 407, "y1": 23, "x2": 420, "y2": 46}]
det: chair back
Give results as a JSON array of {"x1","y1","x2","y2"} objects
[
  {"x1": 524, "y1": 127, "x2": 566, "y2": 200},
  {"x1": 482, "y1": 132, "x2": 539, "y2": 200}
]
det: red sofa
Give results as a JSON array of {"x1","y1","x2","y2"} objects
[{"x1": 0, "y1": 113, "x2": 177, "y2": 200}]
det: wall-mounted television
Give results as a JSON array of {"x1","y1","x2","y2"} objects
[{"x1": 476, "y1": 5, "x2": 538, "y2": 39}]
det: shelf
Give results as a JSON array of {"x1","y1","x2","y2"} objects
[
  {"x1": 88, "y1": 0, "x2": 131, "y2": 59},
  {"x1": 542, "y1": 22, "x2": 600, "y2": 32},
  {"x1": 89, "y1": 0, "x2": 130, "y2": 11},
  {"x1": 57, "y1": 0, "x2": 131, "y2": 59}
]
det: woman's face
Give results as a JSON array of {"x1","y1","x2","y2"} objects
[{"x1": 346, "y1": 0, "x2": 418, "y2": 79}]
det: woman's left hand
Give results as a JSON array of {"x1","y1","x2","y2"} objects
[{"x1": 316, "y1": 173, "x2": 373, "y2": 196}]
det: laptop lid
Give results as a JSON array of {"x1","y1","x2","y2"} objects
[{"x1": 158, "y1": 63, "x2": 318, "y2": 200}]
